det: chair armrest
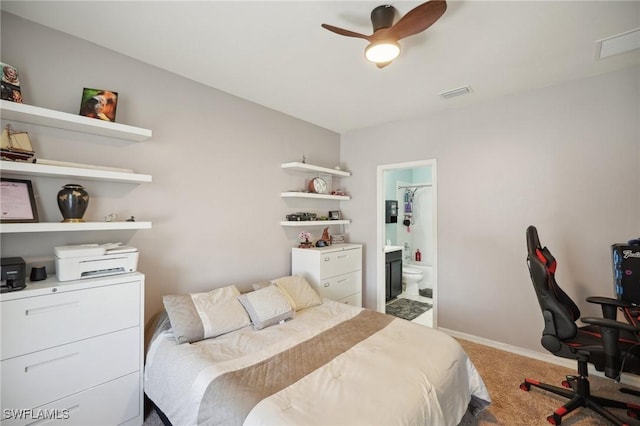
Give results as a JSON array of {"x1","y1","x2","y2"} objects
[
  {"x1": 581, "y1": 317, "x2": 640, "y2": 334},
  {"x1": 581, "y1": 316, "x2": 639, "y2": 379},
  {"x1": 586, "y1": 296, "x2": 634, "y2": 308},
  {"x1": 586, "y1": 296, "x2": 635, "y2": 320}
]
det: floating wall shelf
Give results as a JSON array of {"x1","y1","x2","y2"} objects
[
  {"x1": 0, "y1": 161, "x2": 152, "y2": 183},
  {"x1": 281, "y1": 162, "x2": 350, "y2": 177},
  {"x1": 0, "y1": 100, "x2": 152, "y2": 142},
  {"x1": 0, "y1": 101, "x2": 153, "y2": 235},
  {"x1": 280, "y1": 161, "x2": 351, "y2": 228},
  {"x1": 281, "y1": 191, "x2": 350, "y2": 201},
  {"x1": 280, "y1": 220, "x2": 350, "y2": 227},
  {"x1": 0, "y1": 221, "x2": 152, "y2": 234}
]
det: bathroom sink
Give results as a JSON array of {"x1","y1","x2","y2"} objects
[{"x1": 384, "y1": 245, "x2": 404, "y2": 253}]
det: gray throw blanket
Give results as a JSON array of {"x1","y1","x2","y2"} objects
[{"x1": 197, "y1": 309, "x2": 394, "y2": 425}]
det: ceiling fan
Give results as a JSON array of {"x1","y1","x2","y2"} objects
[{"x1": 321, "y1": 0, "x2": 447, "y2": 68}]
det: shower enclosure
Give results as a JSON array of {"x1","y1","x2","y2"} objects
[
  {"x1": 377, "y1": 159, "x2": 438, "y2": 323},
  {"x1": 395, "y1": 182, "x2": 433, "y2": 268}
]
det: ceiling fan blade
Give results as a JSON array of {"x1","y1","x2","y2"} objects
[
  {"x1": 321, "y1": 24, "x2": 372, "y2": 41},
  {"x1": 388, "y1": 0, "x2": 447, "y2": 41}
]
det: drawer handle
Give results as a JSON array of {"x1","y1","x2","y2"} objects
[
  {"x1": 337, "y1": 279, "x2": 348, "y2": 284},
  {"x1": 25, "y1": 352, "x2": 79, "y2": 372},
  {"x1": 337, "y1": 255, "x2": 348, "y2": 259},
  {"x1": 324, "y1": 283, "x2": 330, "y2": 287},
  {"x1": 24, "y1": 404, "x2": 77, "y2": 426},
  {"x1": 323, "y1": 257, "x2": 330, "y2": 262},
  {"x1": 25, "y1": 301, "x2": 79, "y2": 316}
]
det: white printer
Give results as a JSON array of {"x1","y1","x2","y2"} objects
[{"x1": 55, "y1": 243, "x2": 139, "y2": 282}]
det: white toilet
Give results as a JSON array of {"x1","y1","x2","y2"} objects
[{"x1": 402, "y1": 266, "x2": 424, "y2": 296}]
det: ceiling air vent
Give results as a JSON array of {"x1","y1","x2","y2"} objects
[
  {"x1": 595, "y1": 27, "x2": 640, "y2": 60},
  {"x1": 439, "y1": 85, "x2": 472, "y2": 99}
]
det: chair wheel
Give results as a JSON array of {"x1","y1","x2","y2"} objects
[
  {"x1": 520, "y1": 382, "x2": 531, "y2": 391},
  {"x1": 547, "y1": 413, "x2": 561, "y2": 425},
  {"x1": 628, "y1": 409, "x2": 639, "y2": 419},
  {"x1": 561, "y1": 380, "x2": 570, "y2": 388}
]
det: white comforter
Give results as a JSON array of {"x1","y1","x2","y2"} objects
[{"x1": 144, "y1": 300, "x2": 490, "y2": 426}]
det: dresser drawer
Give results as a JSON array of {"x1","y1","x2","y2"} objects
[
  {"x1": 0, "y1": 371, "x2": 141, "y2": 426},
  {"x1": 337, "y1": 292, "x2": 362, "y2": 307},
  {"x1": 1, "y1": 327, "x2": 140, "y2": 411},
  {"x1": 316, "y1": 271, "x2": 361, "y2": 301},
  {"x1": 319, "y1": 248, "x2": 361, "y2": 278},
  {"x1": 1, "y1": 281, "x2": 141, "y2": 360}
]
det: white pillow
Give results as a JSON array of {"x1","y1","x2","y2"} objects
[
  {"x1": 271, "y1": 275, "x2": 322, "y2": 311},
  {"x1": 163, "y1": 285, "x2": 251, "y2": 344},
  {"x1": 238, "y1": 285, "x2": 295, "y2": 330},
  {"x1": 251, "y1": 281, "x2": 271, "y2": 291}
]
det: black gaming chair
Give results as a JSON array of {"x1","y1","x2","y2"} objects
[{"x1": 521, "y1": 225, "x2": 640, "y2": 425}]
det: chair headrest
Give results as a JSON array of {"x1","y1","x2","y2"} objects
[
  {"x1": 526, "y1": 226, "x2": 557, "y2": 274},
  {"x1": 526, "y1": 225, "x2": 541, "y2": 257}
]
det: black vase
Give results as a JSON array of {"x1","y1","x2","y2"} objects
[{"x1": 57, "y1": 184, "x2": 89, "y2": 222}]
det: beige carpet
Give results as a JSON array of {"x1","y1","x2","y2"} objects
[
  {"x1": 457, "y1": 338, "x2": 640, "y2": 425},
  {"x1": 143, "y1": 338, "x2": 640, "y2": 425}
]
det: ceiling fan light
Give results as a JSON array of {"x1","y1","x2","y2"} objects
[{"x1": 365, "y1": 41, "x2": 400, "y2": 64}]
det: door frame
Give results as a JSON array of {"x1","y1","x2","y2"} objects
[{"x1": 376, "y1": 159, "x2": 438, "y2": 327}]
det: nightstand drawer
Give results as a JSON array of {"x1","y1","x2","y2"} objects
[
  {"x1": 319, "y1": 248, "x2": 362, "y2": 278},
  {"x1": 0, "y1": 371, "x2": 141, "y2": 426},
  {"x1": 1, "y1": 327, "x2": 140, "y2": 411},
  {"x1": 317, "y1": 271, "x2": 361, "y2": 301},
  {"x1": 1, "y1": 281, "x2": 140, "y2": 360}
]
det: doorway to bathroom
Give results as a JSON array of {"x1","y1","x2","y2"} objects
[{"x1": 376, "y1": 159, "x2": 437, "y2": 328}]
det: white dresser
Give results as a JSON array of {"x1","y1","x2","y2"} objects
[
  {"x1": 0, "y1": 273, "x2": 144, "y2": 426},
  {"x1": 291, "y1": 243, "x2": 362, "y2": 307}
]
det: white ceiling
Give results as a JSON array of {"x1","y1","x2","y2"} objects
[{"x1": 2, "y1": 1, "x2": 639, "y2": 134}]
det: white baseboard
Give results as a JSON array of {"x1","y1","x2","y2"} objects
[{"x1": 440, "y1": 327, "x2": 640, "y2": 389}]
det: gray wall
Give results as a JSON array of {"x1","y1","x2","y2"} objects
[
  {"x1": 0, "y1": 13, "x2": 341, "y2": 327},
  {"x1": 341, "y1": 66, "x2": 640, "y2": 352}
]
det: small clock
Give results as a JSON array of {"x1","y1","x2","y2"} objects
[{"x1": 308, "y1": 177, "x2": 328, "y2": 194}]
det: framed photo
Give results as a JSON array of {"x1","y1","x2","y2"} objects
[
  {"x1": 79, "y1": 88, "x2": 118, "y2": 122},
  {"x1": 329, "y1": 210, "x2": 342, "y2": 220},
  {"x1": 1, "y1": 178, "x2": 38, "y2": 223},
  {"x1": 0, "y1": 62, "x2": 23, "y2": 103}
]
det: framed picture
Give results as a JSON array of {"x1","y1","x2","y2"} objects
[
  {"x1": 329, "y1": 210, "x2": 342, "y2": 220},
  {"x1": 1, "y1": 178, "x2": 38, "y2": 223},
  {"x1": 0, "y1": 62, "x2": 23, "y2": 103},
  {"x1": 79, "y1": 88, "x2": 118, "y2": 122}
]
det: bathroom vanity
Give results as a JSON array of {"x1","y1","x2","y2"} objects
[{"x1": 385, "y1": 246, "x2": 403, "y2": 301}]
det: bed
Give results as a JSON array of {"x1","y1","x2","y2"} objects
[{"x1": 144, "y1": 277, "x2": 491, "y2": 426}]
